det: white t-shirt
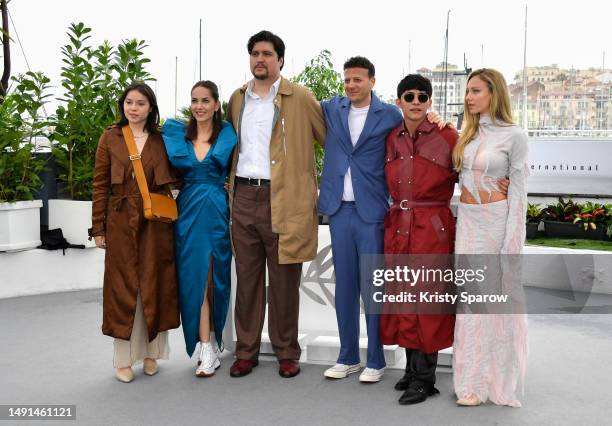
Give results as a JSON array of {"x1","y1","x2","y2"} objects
[{"x1": 342, "y1": 104, "x2": 370, "y2": 201}]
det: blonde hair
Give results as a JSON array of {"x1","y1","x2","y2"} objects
[{"x1": 452, "y1": 68, "x2": 514, "y2": 171}]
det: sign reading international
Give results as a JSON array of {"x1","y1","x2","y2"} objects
[{"x1": 527, "y1": 139, "x2": 612, "y2": 196}]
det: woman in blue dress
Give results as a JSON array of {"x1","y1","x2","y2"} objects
[{"x1": 162, "y1": 80, "x2": 237, "y2": 377}]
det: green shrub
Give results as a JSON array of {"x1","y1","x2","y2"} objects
[
  {"x1": 292, "y1": 50, "x2": 344, "y2": 182},
  {"x1": 49, "y1": 22, "x2": 154, "y2": 200},
  {"x1": 0, "y1": 72, "x2": 52, "y2": 202}
]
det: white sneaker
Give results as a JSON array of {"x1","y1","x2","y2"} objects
[
  {"x1": 359, "y1": 367, "x2": 385, "y2": 383},
  {"x1": 195, "y1": 342, "x2": 220, "y2": 377},
  {"x1": 323, "y1": 363, "x2": 362, "y2": 379}
]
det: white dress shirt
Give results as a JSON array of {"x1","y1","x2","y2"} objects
[
  {"x1": 342, "y1": 104, "x2": 370, "y2": 201},
  {"x1": 236, "y1": 77, "x2": 281, "y2": 179}
]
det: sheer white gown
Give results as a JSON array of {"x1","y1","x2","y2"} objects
[{"x1": 453, "y1": 115, "x2": 529, "y2": 407}]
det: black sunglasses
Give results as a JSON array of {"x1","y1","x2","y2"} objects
[{"x1": 403, "y1": 92, "x2": 430, "y2": 103}]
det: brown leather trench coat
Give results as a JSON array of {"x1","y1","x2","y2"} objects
[{"x1": 90, "y1": 126, "x2": 180, "y2": 341}]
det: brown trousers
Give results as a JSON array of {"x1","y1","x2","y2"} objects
[{"x1": 231, "y1": 183, "x2": 302, "y2": 361}]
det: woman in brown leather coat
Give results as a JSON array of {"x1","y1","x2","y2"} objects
[{"x1": 90, "y1": 82, "x2": 180, "y2": 383}]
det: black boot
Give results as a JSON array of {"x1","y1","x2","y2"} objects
[
  {"x1": 398, "y1": 381, "x2": 440, "y2": 405},
  {"x1": 394, "y1": 372, "x2": 412, "y2": 391},
  {"x1": 396, "y1": 348, "x2": 415, "y2": 391}
]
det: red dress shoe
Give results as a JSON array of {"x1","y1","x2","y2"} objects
[
  {"x1": 230, "y1": 359, "x2": 258, "y2": 377},
  {"x1": 279, "y1": 359, "x2": 300, "y2": 378}
]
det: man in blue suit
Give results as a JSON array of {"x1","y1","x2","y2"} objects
[{"x1": 319, "y1": 57, "x2": 403, "y2": 382}]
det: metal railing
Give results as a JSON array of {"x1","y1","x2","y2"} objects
[{"x1": 526, "y1": 129, "x2": 612, "y2": 138}]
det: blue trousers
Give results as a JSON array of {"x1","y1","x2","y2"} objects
[{"x1": 329, "y1": 202, "x2": 385, "y2": 369}]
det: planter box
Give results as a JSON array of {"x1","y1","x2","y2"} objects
[
  {"x1": 48, "y1": 199, "x2": 96, "y2": 248},
  {"x1": 0, "y1": 200, "x2": 43, "y2": 251},
  {"x1": 526, "y1": 222, "x2": 539, "y2": 239},
  {"x1": 543, "y1": 220, "x2": 608, "y2": 240}
]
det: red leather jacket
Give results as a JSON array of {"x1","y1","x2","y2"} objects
[
  {"x1": 380, "y1": 120, "x2": 459, "y2": 353},
  {"x1": 384, "y1": 120, "x2": 458, "y2": 255}
]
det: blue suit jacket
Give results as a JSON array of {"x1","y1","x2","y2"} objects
[{"x1": 318, "y1": 93, "x2": 403, "y2": 223}]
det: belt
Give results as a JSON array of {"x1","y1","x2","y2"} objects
[
  {"x1": 392, "y1": 200, "x2": 449, "y2": 211},
  {"x1": 235, "y1": 176, "x2": 270, "y2": 186},
  {"x1": 110, "y1": 194, "x2": 141, "y2": 211}
]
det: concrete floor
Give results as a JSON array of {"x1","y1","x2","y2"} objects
[{"x1": 1, "y1": 289, "x2": 611, "y2": 425}]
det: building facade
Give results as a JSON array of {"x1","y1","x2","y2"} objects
[
  {"x1": 417, "y1": 63, "x2": 468, "y2": 122},
  {"x1": 510, "y1": 65, "x2": 612, "y2": 132}
]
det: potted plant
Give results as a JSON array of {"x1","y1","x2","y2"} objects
[
  {"x1": 571, "y1": 201, "x2": 609, "y2": 241},
  {"x1": 47, "y1": 23, "x2": 154, "y2": 246},
  {"x1": 543, "y1": 197, "x2": 611, "y2": 240},
  {"x1": 0, "y1": 72, "x2": 51, "y2": 251},
  {"x1": 542, "y1": 197, "x2": 582, "y2": 238},
  {"x1": 526, "y1": 202, "x2": 543, "y2": 239}
]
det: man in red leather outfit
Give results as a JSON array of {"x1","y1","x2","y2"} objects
[{"x1": 379, "y1": 74, "x2": 458, "y2": 405}]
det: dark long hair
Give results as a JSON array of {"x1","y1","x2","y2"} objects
[
  {"x1": 116, "y1": 82, "x2": 160, "y2": 134},
  {"x1": 186, "y1": 80, "x2": 223, "y2": 143}
]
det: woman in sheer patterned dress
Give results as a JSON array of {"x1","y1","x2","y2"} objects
[{"x1": 451, "y1": 68, "x2": 529, "y2": 407}]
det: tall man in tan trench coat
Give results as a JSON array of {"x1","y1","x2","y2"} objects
[{"x1": 225, "y1": 30, "x2": 326, "y2": 378}]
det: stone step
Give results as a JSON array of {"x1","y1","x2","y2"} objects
[
  {"x1": 306, "y1": 335, "x2": 402, "y2": 365},
  {"x1": 438, "y1": 347, "x2": 453, "y2": 367},
  {"x1": 306, "y1": 335, "x2": 453, "y2": 369},
  {"x1": 246, "y1": 333, "x2": 309, "y2": 356}
]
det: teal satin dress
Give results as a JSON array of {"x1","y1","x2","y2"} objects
[{"x1": 162, "y1": 119, "x2": 237, "y2": 356}]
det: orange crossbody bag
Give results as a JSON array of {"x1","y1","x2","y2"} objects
[{"x1": 122, "y1": 126, "x2": 178, "y2": 223}]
